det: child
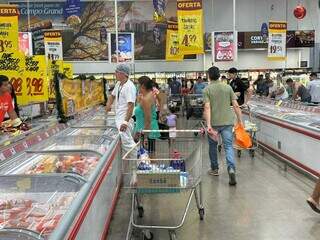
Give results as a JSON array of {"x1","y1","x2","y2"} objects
[{"x1": 166, "y1": 109, "x2": 177, "y2": 148}]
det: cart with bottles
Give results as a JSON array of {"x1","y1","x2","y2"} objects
[{"x1": 123, "y1": 129, "x2": 204, "y2": 240}]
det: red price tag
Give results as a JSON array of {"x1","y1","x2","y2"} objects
[{"x1": 26, "y1": 77, "x2": 44, "y2": 96}]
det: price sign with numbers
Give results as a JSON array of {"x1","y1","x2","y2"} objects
[
  {"x1": 165, "y1": 21, "x2": 183, "y2": 61},
  {"x1": 0, "y1": 5, "x2": 19, "y2": 53},
  {"x1": 213, "y1": 31, "x2": 236, "y2": 62},
  {"x1": 268, "y1": 21, "x2": 287, "y2": 61},
  {"x1": 177, "y1": 0, "x2": 204, "y2": 55},
  {"x1": 24, "y1": 55, "x2": 49, "y2": 103}
]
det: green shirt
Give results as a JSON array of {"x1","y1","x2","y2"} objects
[{"x1": 203, "y1": 81, "x2": 237, "y2": 126}]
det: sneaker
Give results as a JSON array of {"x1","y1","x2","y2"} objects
[
  {"x1": 208, "y1": 169, "x2": 219, "y2": 176},
  {"x1": 228, "y1": 168, "x2": 237, "y2": 186}
]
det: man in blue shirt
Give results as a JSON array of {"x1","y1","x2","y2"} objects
[
  {"x1": 169, "y1": 77, "x2": 181, "y2": 95},
  {"x1": 193, "y1": 77, "x2": 207, "y2": 95}
]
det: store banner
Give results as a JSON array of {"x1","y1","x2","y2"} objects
[
  {"x1": 63, "y1": 63, "x2": 73, "y2": 79},
  {"x1": 24, "y1": 55, "x2": 48, "y2": 103},
  {"x1": 177, "y1": 0, "x2": 204, "y2": 55},
  {"x1": 165, "y1": 22, "x2": 183, "y2": 61},
  {"x1": 0, "y1": 52, "x2": 27, "y2": 105},
  {"x1": 0, "y1": 4, "x2": 19, "y2": 53},
  {"x1": 213, "y1": 31, "x2": 236, "y2": 62},
  {"x1": 44, "y1": 30, "x2": 63, "y2": 60},
  {"x1": 19, "y1": 32, "x2": 33, "y2": 56},
  {"x1": 268, "y1": 21, "x2": 287, "y2": 61},
  {"x1": 110, "y1": 33, "x2": 134, "y2": 63}
]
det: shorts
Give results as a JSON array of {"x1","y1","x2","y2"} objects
[{"x1": 169, "y1": 127, "x2": 177, "y2": 138}]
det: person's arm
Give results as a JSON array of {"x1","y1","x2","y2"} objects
[
  {"x1": 8, "y1": 110, "x2": 18, "y2": 121},
  {"x1": 203, "y1": 89, "x2": 218, "y2": 138},
  {"x1": 105, "y1": 95, "x2": 115, "y2": 112},
  {"x1": 276, "y1": 86, "x2": 285, "y2": 96},
  {"x1": 292, "y1": 85, "x2": 299, "y2": 100},
  {"x1": 232, "y1": 100, "x2": 243, "y2": 125},
  {"x1": 119, "y1": 84, "x2": 136, "y2": 132}
]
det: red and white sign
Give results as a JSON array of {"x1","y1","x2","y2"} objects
[
  {"x1": 19, "y1": 32, "x2": 33, "y2": 56},
  {"x1": 212, "y1": 31, "x2": 237, "y2": 62}
]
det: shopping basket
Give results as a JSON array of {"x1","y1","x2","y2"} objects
[{"x1": 122, "y1": 129, "x2": 204, "y2": 240}]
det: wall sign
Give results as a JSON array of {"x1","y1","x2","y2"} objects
[{"x1": 268, "y1": 21, "x2": 287, "y2": 61}]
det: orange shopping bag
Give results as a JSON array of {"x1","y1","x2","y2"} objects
[{"x1": 234, "y1": 123, "x2": 252, "y2": 149}]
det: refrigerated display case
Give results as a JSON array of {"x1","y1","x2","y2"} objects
[{"x1": 246, "y1": 98, "x2": 320, "y2": 176}]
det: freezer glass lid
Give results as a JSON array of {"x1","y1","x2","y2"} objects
[
  {"x1": 6, "y1": 152, "x2": 100, "y2": 178},
  {"x1": 29, "y1": 135, "x2": 113, "y2": 155},
  {"x1": 0, "y1": 175, "x2": 81, "y2": 239},
  {"x1": 76, "y1": 119, "x2": 115, "y2": 127},
  {"x1": 67, "y1": 127, "x2": 118, "y2": 139}
]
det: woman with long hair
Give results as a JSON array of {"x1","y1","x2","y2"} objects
[{"x1": 134, "y1": 76, "x2": 160, "y2": 155}]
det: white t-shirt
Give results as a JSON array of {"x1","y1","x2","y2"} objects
[
  {"x1": 307, "y1": 79, "x2": 320, "y2": 103},
  {"x1": 269, "y1": 83, "x2": 289, "y2": 100},
  {"x1": 112, "y1": 79, "x2": 136, "y2": 122}
]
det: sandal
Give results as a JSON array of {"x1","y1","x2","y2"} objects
[{"x1": 307, "y1": 198, "x2": 320, "y2": 214}]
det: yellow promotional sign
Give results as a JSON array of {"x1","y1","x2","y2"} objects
[
  {"x1": 166, "y1": 22, "x2": 183, "y2": 61},
  {"x1": 55, "y1": 60, "x2": 64, "y2": 73},
  {"x1": 177, "y1": 0, "x2": 204, "y2": 55},
  {"x1": 63, "y1": 63, "x2": 73, "y2": 79},
  {"x1": 24, "y1": 55, "x2": 48, "y2": 103},
  {"x1": 0, "y1": 4, "x2": 19, "y2": 53},
  {"x1": 268, "y1": 21, "x2": 287, "y2": 61},
  {"x1": 0, "y1": 52, "x2": 27, "y2": 105},
  {"x1": 61, "y1": 79, "x2": 82, "y2": 115},
  {"x1": 44, "y1": 30, "x2": 63, "y2": 60}
]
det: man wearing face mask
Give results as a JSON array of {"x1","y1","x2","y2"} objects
[
  {"x1": 228, "y1": 68, "x2": 249, "y2": 106},
  {"x1": 106, "y1": 64, "x2": 137, "y2": 156}
]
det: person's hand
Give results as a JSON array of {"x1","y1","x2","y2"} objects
[
  {"x1": 143, "y1": 138, "x2": 148, "y2": 148},
  {"x1": 207, "y1": 126, "x2": 218, "y2": 141},
  {"x1": 235, "y1": 92, "x2": 241, "y2": 97},
  {"x1": 120, "y1": 122, "x2": 128, "y2": 132},
  {"x1": 105, "y1": 105, "x2": 111, "y2": 112}
]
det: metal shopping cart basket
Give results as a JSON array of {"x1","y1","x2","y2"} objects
[
  {"x1": 234, "y1": 106, "x2": 260, "y2": 158},
  {"x1": 123, "y1": 129, "x2": 204, "y2": 240},
  {"x1": 168, "y1": 94, "x2": 182, "y2": 114},
  {"x1": 184, "y1": 94, "x2": 204, "y2": 120}
]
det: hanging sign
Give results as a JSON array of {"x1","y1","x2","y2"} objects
[
  {"x1": 19, "y1": 32, "x2": 33, "y2": 56},
  {"x1": 0, "y1": 4, "x2": 19, "y2": 53},
  {"x1": 153, "y1": 0, "x2": 167, "y2": 23},
  {"x1": 177, "y1": 0, "x2": 204, "y2": 55},
  {"x1": 110, "y1": 33, "x2": 134, "y2": 63},
  {"x1": 24, "y1": 55, "x2": 48, "y2": 103},
  {"x1": 44, "y1": 30, "x2": 63, "y2": 60},
  {"x1": 0, "y1": 52, "x2": 27, "y2": 105},
  {"x1": 213, "y1": 31, "x2": 236, "y2": 62},
  {"x1": 268, "y1": 21, "x2": 287, "y2": 61},
  {"x1": 165, "y1": 22, "x2": 183, "y2": 61}
]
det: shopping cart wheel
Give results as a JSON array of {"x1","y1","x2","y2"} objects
[
  {"x1": 218, "y1": 145, "x2": 222, "y2": 153},
  {"x1": 143, "y1": 231, "x2": 153, "y2": 240},
  {"x1": 138, "y1": 206, "x2": 144, "y2": 218},
  {"x1": 237, "y1": 150, "x2": 241, "y2": 158},
  {"x1": 250, "y1": 150, "x2": 255, "y2": 158},
  {"x1": 199, "y1": 208, "x2": 205, "y2": 220},
  {"x1": 169, "y1": 231, "x2": 177, "y2": 240}
]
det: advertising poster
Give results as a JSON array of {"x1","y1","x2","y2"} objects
[
  {"x1": 110, "y1": 33, "x2": 134, "y2": 63},
  {"x1": 0, "y1": 4, "x2": 19, "y2": 53},
  {"x1": 24, "y1": 55, "x2": 48, "y2": 103},
  {"x1": 268, "y1": 21, "x2": 287, "y2": 61},
  {"x1": 165, "y1": 21, "x2": 183, "y2": 61},
  {"x1": 213, "y1": 31, "x2": 236, "y2": 62},
  {"x1": 19, "y1": 32, "x2": 33, "y2": 56},
  {"x1": 0, "y1": 52, "x2": 27, "y2": 105},
  {"x1": 177, "y1": 0, "x2": 204, "y2": 55},
  {"x1": 44, "y1": 30, "x2": 63, "y2": 60}
]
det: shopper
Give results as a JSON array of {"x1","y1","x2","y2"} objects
[
  {"x1": 307, "y1": 178, "x2": 320, "y2": 214},
  {"x1": 0, "y1": 75, "x2": 21, "y2": 125},
  {"x1": 267, "y1": 80, "x2": 289, "y2": 101},
  {"x1": 134, "y1": 76, "x2": 160, "y2": 155},
  {"x1": 253, "y1": 75, "x2": 267, "y2": 95},
  {"x1": 286, "y1": 78, "x2": 311, "y2": 103},
  {"x1": 169, "y1": 77, "x2": 181, "y2": 95},
  {"x1": 204, "y1": 67, "x2": 243, "y2": 186},
  {"x1": 193, "y1": 77, "x2": 206, "y2": 95},
  {"x1": 307, "y1": 73, "x2": 320, "y2": 104},
  {"x1": 105, "y1": 64, "x2": 137, "y2": 157},
  {"x1": 228, "y1": 68, "x2": 249, "y2": 106},
  {"x1": 166, "y1": 108, "x2": 177, "y2": 148}
]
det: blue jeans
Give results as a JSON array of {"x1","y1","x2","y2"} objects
[{"x1": 208, "y1": 125, "x2": 235, "y2": 171}]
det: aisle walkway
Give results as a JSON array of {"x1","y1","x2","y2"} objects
[{"x1": 108, "y1": 121, "x2": 319, "y2": 240}]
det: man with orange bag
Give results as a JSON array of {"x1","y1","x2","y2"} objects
[{"x1": 203, "y1": 67, "x2": 243, "y2": 186}]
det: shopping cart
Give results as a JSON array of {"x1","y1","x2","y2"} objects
[
  {"x1": 234, "y1": 106, "x2": 260, "y2": 158},
  {"x1": 184, "y1": 94, "x2": 204, "y2": 120},
  {"x1": 123, "y1": 129, "x2": 204, "y2": 240},
  {"x1": 168, "y1": 94, "x2": 182, "y2": 114}
]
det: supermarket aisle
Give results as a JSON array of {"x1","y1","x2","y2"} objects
[{"x1": 107, "y1": 120, "x2": 320, "y2": 240}]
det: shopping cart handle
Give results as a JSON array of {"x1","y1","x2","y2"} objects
[{"x1": 142, "y1": 129, "x2": 201, "y2": 133}]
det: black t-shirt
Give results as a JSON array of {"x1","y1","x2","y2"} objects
[{"x1": 230, "y1": 78, "x2": 249, "y2": 105}]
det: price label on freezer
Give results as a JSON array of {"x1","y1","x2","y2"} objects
[{"x1": 0, "y1": 153, "x2": 6, "y2": 161}]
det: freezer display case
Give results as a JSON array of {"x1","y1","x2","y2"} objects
[
  {"x1": 0, "y1": 175, "x2": 82, "y2": 240},
  {"x1": 28, "y1": 135, "x2": 114, "y2": 156},
  {"x1": 246, "y1": 99, "x2": 320, "y2": 175},
  {"x1": 66, "y1": 127, "x2": 118, "y2": 139}
]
